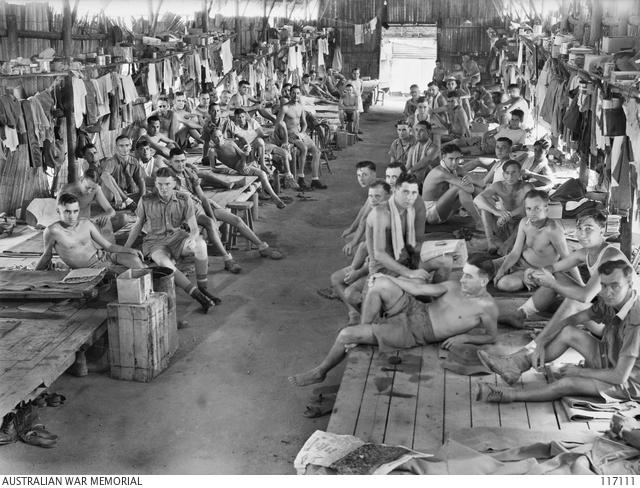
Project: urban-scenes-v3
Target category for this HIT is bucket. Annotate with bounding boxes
[152,267,178,355]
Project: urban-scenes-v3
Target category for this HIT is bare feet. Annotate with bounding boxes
[288,368,326,387]
[499,310,526,329]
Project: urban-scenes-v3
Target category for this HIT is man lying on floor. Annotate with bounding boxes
[490,189,578,292]
[289,257,498,387]
[35,193,145,271]
[477,260,640,404]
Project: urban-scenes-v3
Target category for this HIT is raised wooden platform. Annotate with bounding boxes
[327,340,608,454]
[0,300,108,415]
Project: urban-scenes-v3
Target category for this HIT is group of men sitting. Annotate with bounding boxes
[289,64,640,409]
[36,70,350,313]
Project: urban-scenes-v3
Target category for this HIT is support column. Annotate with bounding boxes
[62,0,77,184]
[589,0,602,47]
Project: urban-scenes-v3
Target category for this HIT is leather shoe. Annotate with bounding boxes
[0,413,17,445]
[20,430,57,448]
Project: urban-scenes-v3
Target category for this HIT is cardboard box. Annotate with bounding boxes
[602,36,636,54]
[584,54,613,73]
[420,239,468,269]
[116,269,153,304]
[610,71,640,84]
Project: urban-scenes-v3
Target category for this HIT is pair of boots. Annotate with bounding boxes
[1,402,58,448]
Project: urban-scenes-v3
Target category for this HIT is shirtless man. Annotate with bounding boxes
[405,121,440,184]
[461,54,481,87]
[340,161,378,255]
[496,83,533,130]
[491,189,576,292]
[421,144,481,227]
[229,80,274,122]
[61,168,118,242]
[331,181,392,325]
[477,260,640,404]
[388,121,415,165]
[289,257,498,386]
[500,210,634,330]
[403,84,421,120]
[136,140,166,179]
[474,160,534,253]
[140,115,177,160]
[124,167,220,313]
[193,92,211,126]
[339,84,359,133]
[219,90,232,121]
[172,91,204,146]
[276,85,327,191]
[35,193,144,271]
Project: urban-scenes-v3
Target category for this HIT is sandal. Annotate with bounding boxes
[20,430,56,448]
[32,423,58,440]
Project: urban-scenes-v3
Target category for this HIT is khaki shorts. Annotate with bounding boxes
[424,200,443,225]
[142,230,190,259]
[86,249,118,269]
[371,293,437,352]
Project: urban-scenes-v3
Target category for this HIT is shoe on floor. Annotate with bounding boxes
[297,177,309,191]
[285,174,301,191]
[224,259,242,274]
[276,200,286,209]
[310,179,327,190]
[476,350,522,385]
[475,382,512,403]
[199,286,222,305]
[191,288,214,313]
[259,247,284,260]
[0,413,17,445]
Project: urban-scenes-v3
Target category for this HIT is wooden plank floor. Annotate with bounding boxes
[327,341,596,452]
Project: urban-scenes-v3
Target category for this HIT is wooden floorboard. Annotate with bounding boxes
[353,349,395,444]
[326,346,374,436]
[412,345,445,452]
[521,370,560,431]
[383,348,422,447]
[443,370,471,441]
[470,373,501,428]
[496,375,530,429]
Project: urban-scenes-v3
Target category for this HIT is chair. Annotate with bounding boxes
[310,122,333,175]
[226,201,255,251]
[374,85,390,106]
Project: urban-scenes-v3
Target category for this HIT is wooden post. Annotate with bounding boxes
[621,205,633,260]
[203,0,209,32]
[589,0,602,46]
[62,0,76,184]
[6,14,18,59]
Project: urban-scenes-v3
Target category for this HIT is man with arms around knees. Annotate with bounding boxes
[405,120,440,185]
[290,257,498,386]
[36,193,145,271]
[403,84,421,120]
[140,115,177,160]
[501,210,634,331]
[492,189,578,292]
[477,260,640,404]
[421,144,481,228]
[341,161,378,255]
[124,167,220,313]
[474,160,533,253]
[102,135,146,202]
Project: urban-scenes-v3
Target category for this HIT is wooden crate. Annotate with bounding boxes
[107,293,172,382]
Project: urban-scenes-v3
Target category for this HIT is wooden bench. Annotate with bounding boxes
[0,299,108,415]
[327,331,606,453]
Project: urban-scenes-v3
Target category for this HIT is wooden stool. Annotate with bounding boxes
[226,200,255,251]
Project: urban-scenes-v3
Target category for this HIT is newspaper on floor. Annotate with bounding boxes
[61,267,105,284]
[561,396,640,420]
[294,430,431,475]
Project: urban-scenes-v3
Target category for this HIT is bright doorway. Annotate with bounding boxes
[379,25,437,95]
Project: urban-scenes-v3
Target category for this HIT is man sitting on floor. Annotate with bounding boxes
[385,162,406,190]
[477,260,640,404]
[421,144,481,228]
[102,135,146,203]
[405,121,440,184]
[496,83,533,130]
[403,84,421,120]
[35,193,145,271]
[520,138,554,189]
[136,140,166,178]
[289,257,498,386]
[388,121,415,166]
[406,96,431,127]
[500,210,633,330]
[341,161,378,255]
[474,160,534,253]
[448,110,527,156]
[331,180,392,325]
[171,91,204,146]
[124,167,220,313]
[491,189,577,292]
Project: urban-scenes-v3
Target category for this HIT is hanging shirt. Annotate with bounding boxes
[221,40,233,74]
[354,24,364,45]
[71,77,87,128]
[147,63,159,96]
[120,75,138,104]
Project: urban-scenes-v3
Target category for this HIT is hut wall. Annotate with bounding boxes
[318,0,505,78]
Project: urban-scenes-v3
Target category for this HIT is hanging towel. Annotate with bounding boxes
[163,58,172,92]
[288,46,298,72]
[83,79,98,125]
[2,127,19,151]
[194,51,202,83]
[147,63,159,96]
[354,24,364,45]
[221,39,233,74]
[71,77,87,128]
[388,198,415,260]
[120,75,138,104]
[317,38,328,67]
[202,58,213,83]
[369,17,378,31]
[332,45,343,72]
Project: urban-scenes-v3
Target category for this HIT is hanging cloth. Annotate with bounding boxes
[369,17,378,31]
[202,58,213,83]
[354,24,364,45]
[147,63,159,96]
[21,100,42,168]
[317,38,327,67]
[120,75,138,104]
[163,58,173,92]
[332,45,343,72]
[610,135,633,211]
[71,77,87,129]
[221,40,233,74]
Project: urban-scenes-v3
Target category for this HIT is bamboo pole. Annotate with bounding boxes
[6,14,18,59]
[589,0,602,46]
[62,0,76,184]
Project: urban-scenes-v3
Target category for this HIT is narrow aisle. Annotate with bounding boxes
[0,99,405,475]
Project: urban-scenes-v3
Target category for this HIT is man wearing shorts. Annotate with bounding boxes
[276,85,327,191]
[289,257,498,387]
[124,167,220,313]
[477,260,640,404]
[35,193,145,272]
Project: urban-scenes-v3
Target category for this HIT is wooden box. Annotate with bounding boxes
[602,36,636,54]
[117,269,152,304]
[335,130,348,149]
[107,293,172,382]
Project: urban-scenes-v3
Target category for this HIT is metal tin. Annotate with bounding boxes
[97,55,106,65]
[603,61,615,78]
